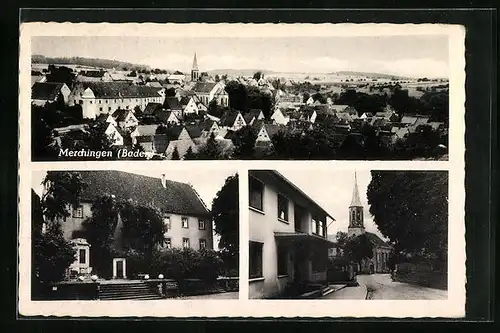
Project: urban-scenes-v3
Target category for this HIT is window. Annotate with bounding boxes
[164,216,171,231]
[108,107,111,111]
[182,217,189,228]
[73,206,83,218]
[164,238,172,249]
[249,241,263,279]
[99,100,102,104]
[277,193,289,221]
[311,218,318,235]
[182,238,190,248]
[79,249,86,264]
[199,239,207,249]
[277,245,288,276]
[106,100,108,104]
[249,176,264,211]
[90,101,93,104]
[198,219,206,230]
[99,107,103,112]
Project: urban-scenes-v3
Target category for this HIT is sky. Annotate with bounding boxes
[278,169,386,240]
[32,35,449,78]
[31,169,237,249]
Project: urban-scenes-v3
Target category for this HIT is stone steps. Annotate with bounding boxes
[99,282,163,300]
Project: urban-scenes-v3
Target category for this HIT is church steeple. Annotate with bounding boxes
[348,171,365,237]
[191,52,200,82]
[350,171,363,207]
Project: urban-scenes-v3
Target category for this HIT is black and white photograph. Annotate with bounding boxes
[30,169,239,300]
[29,27,449,161]
[248,169,448,300]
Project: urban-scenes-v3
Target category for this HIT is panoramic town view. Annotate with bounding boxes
[31,36,449,161]
[248,170,448,300]
[31,169,239,300]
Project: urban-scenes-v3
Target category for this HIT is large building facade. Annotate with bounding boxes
[248,170,335,299]
[54,170,213,279]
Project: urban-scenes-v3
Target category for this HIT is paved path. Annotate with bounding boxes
[357,274,447,300]
[322,284,367,300]
[175,291,239,300]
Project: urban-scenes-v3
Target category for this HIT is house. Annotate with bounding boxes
[248,170,335,299]
[164,97,184,120]
[130,124,158,145]
[31,82,71,106]
[31,74,47,87]
[254,123,283,150]
[329,104,350,113]
[163,126,198,159]
[271,108,290,125]
[243,114,256,126]
[220,110,247,131]
[190,81,229,107]
[56,170,212,278]
[96,113,118,127]
[306,96,314,105]
[75,70,112,83]
[104,123,125,146]
[300,108,317,123]
[68,82,164,119]
[347,173,392,274]
[112,109,139,130]
[180,96,200,115]
[167,74,186,84]
[200,120,220,138]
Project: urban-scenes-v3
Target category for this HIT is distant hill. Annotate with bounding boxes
[330,71,411,80]
[31,55,152,71]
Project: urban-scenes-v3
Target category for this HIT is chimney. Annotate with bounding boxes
[161,174,166,188]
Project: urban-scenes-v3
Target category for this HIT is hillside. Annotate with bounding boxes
[31,55,152,71]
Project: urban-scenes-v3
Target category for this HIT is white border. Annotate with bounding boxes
[18,22,466,318]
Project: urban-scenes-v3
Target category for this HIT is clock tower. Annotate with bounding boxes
[348,172,365,237]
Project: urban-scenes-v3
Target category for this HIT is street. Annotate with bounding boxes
[324,274,447,300]
[357,274,448,300]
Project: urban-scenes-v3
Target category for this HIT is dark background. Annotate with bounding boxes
[2,4,497,330]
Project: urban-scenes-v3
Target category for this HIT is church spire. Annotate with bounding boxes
[192,52,199,71]
[350,171,362,207]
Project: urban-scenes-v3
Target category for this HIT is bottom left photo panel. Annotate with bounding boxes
[30,168,239,301]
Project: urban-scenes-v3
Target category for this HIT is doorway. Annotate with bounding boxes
[113,258,127,279]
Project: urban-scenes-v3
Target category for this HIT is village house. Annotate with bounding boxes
[31,71,47,87]
[270,108,290,125]
[68,82,164,119]
[220,110,247,131]
[111,109,139,130]
[31,82,71,106]
[164,97,184,120]
[347,173,392,274]
[199,119,220,138]
[254,122,283,147]
[190,81,230,107]
[130,124,158,146]
[55,170,212,279]
[248,170,335,299]
[180,95,200,115]
[104,122,125,146]
[75,70,112,83]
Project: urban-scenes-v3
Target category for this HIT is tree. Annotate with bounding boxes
[215,74,220,82]
[171,146,180,160]
[367,171,448,261]
[120,201,165,257]
[81,195,120,277]
[195,133,223,159]
[212,173,239,274]
[41,171,87,223]
[232,126,257,159]
[335,231,349,249]
[253,71,263,81]
[183,146,196,160]
[344,234,374,263]
[46,65,76,88]
[31,106,60,161]
[32,172,86,286]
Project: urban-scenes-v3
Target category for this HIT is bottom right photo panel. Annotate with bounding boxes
[248,169,448,300]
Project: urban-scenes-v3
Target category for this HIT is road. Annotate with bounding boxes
[357,274,447,300]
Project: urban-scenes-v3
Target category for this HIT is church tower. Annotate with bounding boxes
[348,172,365,237]
[191,52,200,82]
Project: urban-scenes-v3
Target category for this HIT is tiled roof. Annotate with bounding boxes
[263,124,282,139]
[32,82,64,100]
[220,110,241,127]
[365,232,391,248]
[134,124,158,137]
[243,114,255,124]
[82,82,161,99]
[248,109,263,118]
[143,102,163,116]
[77,170,210,217]
[164,97,183,110]
[200,119,217,131]
[191,82,218,94]
[184,124,203,139]
[112,109,129,122]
